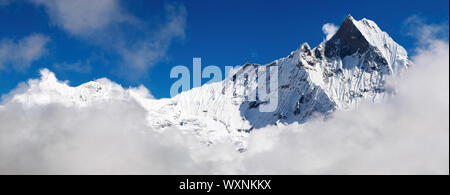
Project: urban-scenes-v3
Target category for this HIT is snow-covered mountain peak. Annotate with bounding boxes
[1,16,412,149]
[325,15,410,74]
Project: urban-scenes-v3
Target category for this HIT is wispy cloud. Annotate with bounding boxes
[322,23,338,41]
[404,15,449,46]
[0,34,50,71]
[30,0,131,36]
[30,0,187,76]
[117,2,187,72]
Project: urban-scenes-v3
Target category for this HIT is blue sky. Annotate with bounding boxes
[0,0,448,98]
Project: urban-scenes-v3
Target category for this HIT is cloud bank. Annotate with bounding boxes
[0,34,50,71]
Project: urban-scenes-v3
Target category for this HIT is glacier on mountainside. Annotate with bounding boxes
[1,15,411,149]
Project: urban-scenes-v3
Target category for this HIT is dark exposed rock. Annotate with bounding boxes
[300,42,312,56]
[325,15,371,59]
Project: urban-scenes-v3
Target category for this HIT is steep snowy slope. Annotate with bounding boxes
[1,16,411,149]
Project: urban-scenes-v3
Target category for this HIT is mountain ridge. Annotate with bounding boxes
[1,16,411,149]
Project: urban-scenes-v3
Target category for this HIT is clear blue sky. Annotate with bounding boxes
[0,0,448,98]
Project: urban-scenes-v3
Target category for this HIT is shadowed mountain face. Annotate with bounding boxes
[325,15,371,58]
[3,16,412,149]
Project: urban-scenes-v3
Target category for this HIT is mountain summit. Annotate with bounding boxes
[325,15,409,74]
[4,16,411,148]
[326,15,372,58]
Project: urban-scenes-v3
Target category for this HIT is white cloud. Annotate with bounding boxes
[322,23,338,41]
[404,15,449,46]
[0,101,220,174]
[30,0,187,75]
[0,34,50,71]
[30,0,129,36]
